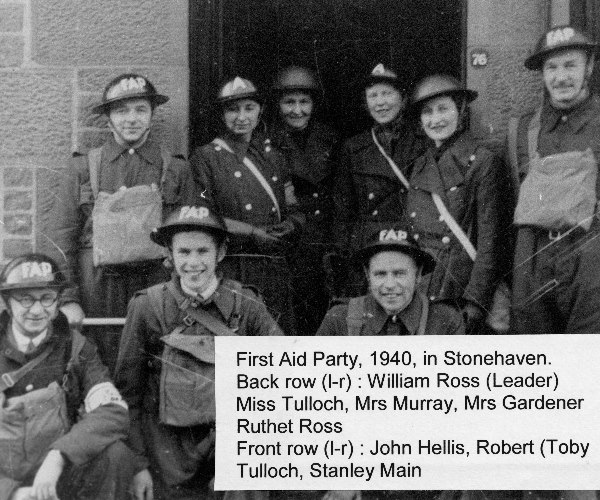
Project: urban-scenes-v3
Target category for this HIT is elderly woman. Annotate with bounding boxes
[333,64,426,296]
[190,76,303,335]
[406,74,514,333]
[269,66,341,334]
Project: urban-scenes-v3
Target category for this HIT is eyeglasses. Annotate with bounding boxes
[10,294,58,308]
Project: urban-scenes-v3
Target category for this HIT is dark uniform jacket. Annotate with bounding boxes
[514,95,600,193]
[406,132,514,310]
[270,121,340,246]
[37,135,198,304]
[113,277,282,471]
[190,131,304,254]
[333,122,425,253]
[316,293,464,336]
[0,311,129,496]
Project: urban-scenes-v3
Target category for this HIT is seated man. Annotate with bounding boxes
[318,226,464,337]
[317,228,464,500]
[114,205,281,500]
[0,254,133,500]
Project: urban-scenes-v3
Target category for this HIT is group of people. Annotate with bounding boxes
[1,22,599,500]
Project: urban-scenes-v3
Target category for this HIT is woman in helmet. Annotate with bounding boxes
[332,64,426,296]
[406,74,514,333]
[269,66,341,334]
[189,77,303,335]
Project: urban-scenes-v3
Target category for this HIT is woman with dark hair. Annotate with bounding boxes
[269,66,341,334]
[406,74,514,333]
[189,76,303,334]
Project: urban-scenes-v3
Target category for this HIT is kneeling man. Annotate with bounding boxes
[0,254,133,500]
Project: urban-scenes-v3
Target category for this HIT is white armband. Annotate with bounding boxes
[84,382,128,412]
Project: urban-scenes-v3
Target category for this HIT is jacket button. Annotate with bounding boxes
[234,171,242,178]
[313,192,318,198]
[128,148,135,155]
[372,210,378,216]
[245,204,252,210]
[265,146,272,153]
[410,212,416,218]
[469,154,476,162]
[25,384,33,392]
[450,186,457,192]
[439,215,444,222]
[430,295,436,301]
[413,233,419,240]
[368,192,374,199]
[272,176,278,182]
[442,236,450,244]
[315,210,321,215]
[272,206,277,212]
[215,146,222,151]
[400,188,405,193]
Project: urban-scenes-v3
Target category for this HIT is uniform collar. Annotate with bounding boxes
[10,323,49,352]
[363,293,423,335]
[180,276,220,302]
[103,134,163,165]
[173,276,237,322]
[541,94,599,134]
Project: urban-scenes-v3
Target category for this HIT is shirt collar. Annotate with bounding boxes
[102,133,163,165]
[10,322,49,352]
[541,94,597,134]
[180,275,220,302]
[364,293,423,335]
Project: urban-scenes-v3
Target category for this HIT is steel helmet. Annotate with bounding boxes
[151,205,229,247]
[273,66,319,93]
[354,226,435,275]
[0,254,67,292]
[411,74,478,110]
[525,25,597,70]
[364,63,404,92]
[92,73,169,114]
[216,77,262,104]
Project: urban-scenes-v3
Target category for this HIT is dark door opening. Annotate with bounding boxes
[189,0,465,151]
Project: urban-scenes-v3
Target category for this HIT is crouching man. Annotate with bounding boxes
[0,254,133,500]
[114,205,282,500]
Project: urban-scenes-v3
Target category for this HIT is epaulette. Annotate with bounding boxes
[330,296,351,307]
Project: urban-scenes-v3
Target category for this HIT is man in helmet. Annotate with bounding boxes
[269,66,341,334]
[332,64,427,296]
[509,24,600,500]
[0,254,134,500]
[317,226,464,337]
[510,25,600,336]
[38,73,198,369]
[114,205,281,500]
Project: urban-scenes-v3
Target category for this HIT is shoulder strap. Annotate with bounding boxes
[87,147,103,199]
[212,138,282,221]
[527,107,542,161]
[158,146,171,189]
[431,192,477,261]
[507,116,521,191]
[0,344,54,392]
[346,297,365,336]
[416,294,429,336]
[62,329,87,387]
[370,128,410,189]
[146,284,170,334]
[165,280,238,337]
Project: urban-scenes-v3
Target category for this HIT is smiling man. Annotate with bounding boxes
[39,73,197,369]
[114,205,281,500]
[510,26,600,338]
[316,226,463,337]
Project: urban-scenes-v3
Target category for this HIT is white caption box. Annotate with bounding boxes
[215,335,600,490]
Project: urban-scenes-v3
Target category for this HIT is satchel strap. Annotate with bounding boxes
[87,145,171,199]
[527,107,542,161]
[431,192,477,261]
[507,116,521,194]
[212,138,281,221]
[371,128,410,190]
[0,344,53,393]
[346,297,365,336]
[416,293,429,336]
[165,280,240,336]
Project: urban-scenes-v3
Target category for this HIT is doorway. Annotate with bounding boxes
[189,0,466,150]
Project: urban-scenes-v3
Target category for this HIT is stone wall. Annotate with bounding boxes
[0,0,188,259]
[467,0,548,145]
